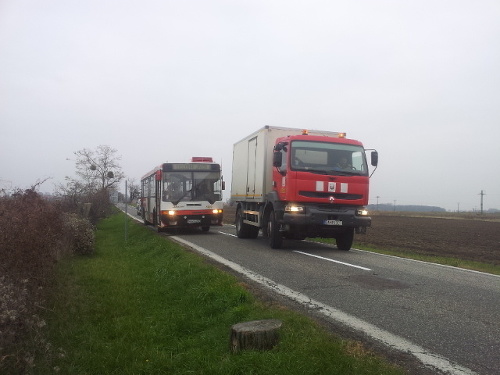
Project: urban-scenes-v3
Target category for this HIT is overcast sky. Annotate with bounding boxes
[1,0,499,211]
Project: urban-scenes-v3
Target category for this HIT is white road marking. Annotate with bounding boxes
[170,236,477,375]
[293,250,372,271]
[218,231,237,237]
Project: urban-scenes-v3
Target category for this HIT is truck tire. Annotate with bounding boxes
[268,210,283,249]
[336,228,354,251]
[236,207,259,238]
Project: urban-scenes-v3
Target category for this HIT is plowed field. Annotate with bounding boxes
[355,213,500,265]
[224,207,500,265]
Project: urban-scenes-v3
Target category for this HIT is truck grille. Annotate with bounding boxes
[299,191,362,200]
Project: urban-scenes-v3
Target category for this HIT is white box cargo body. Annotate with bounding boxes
[231,126,342,203]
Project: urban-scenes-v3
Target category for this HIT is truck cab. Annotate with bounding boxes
[267,132,378,248]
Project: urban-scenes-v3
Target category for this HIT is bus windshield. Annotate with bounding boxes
[290,140,368,176]
[162,171,222,204]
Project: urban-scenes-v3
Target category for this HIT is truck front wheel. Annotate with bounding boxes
[268,210,283,249]
[336,228,354,251]
[236,207,259,238]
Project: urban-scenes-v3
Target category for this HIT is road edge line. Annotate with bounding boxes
[171,235,477,375]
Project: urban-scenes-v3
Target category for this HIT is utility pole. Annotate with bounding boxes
[479,190,485,214]
[376,196,380,211]
[124,180,128,241]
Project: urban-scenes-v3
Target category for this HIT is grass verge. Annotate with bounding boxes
[34,213,404,374]
[311,238,500,275]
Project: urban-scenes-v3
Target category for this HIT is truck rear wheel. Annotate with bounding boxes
[268,210,283,249]
[236,207,259,238]
[336,228,354,251]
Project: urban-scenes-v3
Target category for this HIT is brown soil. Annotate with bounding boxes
[356,212,500,265]
[224,206,500,265]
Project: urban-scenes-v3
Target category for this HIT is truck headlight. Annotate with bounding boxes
[285,204,304,213]
[356,208,369,216]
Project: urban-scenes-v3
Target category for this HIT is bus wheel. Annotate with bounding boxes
[268,210,283,249]
[336,228,354,250]
[201,226,210,232]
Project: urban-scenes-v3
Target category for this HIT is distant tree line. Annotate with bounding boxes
[369,203,499,213]
[368,204,446,212]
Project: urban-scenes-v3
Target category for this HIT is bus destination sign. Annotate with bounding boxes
[163,163,220,172]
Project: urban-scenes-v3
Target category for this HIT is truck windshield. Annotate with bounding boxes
[162,171,222,204]
[290,140,368,176]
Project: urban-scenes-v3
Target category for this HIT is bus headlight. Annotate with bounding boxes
[212,209,223,214]
[168,210,176,216]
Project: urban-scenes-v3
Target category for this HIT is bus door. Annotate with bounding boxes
[153,170,161,224]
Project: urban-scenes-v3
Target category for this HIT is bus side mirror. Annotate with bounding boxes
[273,152,282,167]
[371,151,378,167]
[222,181,226,190]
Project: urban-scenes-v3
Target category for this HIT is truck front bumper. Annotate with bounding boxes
[281,204,371,238]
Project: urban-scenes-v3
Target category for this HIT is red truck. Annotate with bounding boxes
[231,126,378,250]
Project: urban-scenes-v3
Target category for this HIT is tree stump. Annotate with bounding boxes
[230,319,282,353]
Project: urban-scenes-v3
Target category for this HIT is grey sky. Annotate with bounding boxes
[1,0,499,211]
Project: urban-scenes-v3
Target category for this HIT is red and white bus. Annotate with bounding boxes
[140,157,224,231]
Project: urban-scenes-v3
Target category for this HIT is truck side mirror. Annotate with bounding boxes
[371,151,378,167]
[273,152,282,167]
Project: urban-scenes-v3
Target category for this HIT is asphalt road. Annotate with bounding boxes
[122,206,499,375]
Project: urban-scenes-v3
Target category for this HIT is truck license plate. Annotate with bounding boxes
[324,220,342,226]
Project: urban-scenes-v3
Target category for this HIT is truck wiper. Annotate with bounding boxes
[307,169,345,176]
[294,168,331,175]
[310,170,333,175]
[295,167,360,176]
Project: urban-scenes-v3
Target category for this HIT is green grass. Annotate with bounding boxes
[34,213,404,374]
[311,238,500,275]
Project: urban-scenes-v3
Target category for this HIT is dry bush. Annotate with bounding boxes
[55,188,113,225]
[63,213,95,255]
[0,276,47,372]
[86,189,114,224]
[0,189,95,373]
[0,189,65,282]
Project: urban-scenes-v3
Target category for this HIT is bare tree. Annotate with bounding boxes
[74,145,124,192]
[58,145,124,221]
[127,178,140,201]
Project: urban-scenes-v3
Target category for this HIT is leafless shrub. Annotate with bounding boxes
[63,213,95,255]
[0,189,64,282]
[54,183,113,225]
[0,276,47,373]
[0,188,95,373]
